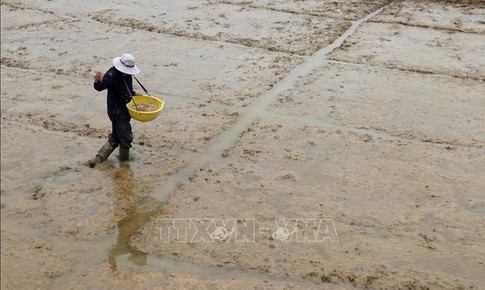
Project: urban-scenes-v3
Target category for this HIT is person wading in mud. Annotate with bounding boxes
[88,53,141,167]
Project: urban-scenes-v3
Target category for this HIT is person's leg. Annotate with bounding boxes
[119,147,130,161]
[108,121,120,148]
[115,115,133,161]
[87,122,119,168]
[87,141,117,167]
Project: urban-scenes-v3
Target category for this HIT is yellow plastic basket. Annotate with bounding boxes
[126,95,164,122]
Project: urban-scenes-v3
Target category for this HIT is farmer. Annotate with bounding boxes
[88,53,141,167]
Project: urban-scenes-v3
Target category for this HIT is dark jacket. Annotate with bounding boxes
[94,66,135,120]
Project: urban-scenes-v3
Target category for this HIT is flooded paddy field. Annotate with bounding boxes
[1,0,484,289]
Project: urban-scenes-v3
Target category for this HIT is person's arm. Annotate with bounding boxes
[93,72,105,91]
[93,70,114,92]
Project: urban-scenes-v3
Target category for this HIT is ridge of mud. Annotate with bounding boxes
[1,57,31,70]
[4,109,239,152]
[90,12,335,56]
[329,57,485,82]
[401,0,485,8]
[91,13,300,55]
[210,0,393,20]
[365,125,485,149]
[370,19,485,34]
[14,19,64,30]
[1,55,94,79]
[1,1,56,15]
[211,0,352,20]
[7,113,108,139]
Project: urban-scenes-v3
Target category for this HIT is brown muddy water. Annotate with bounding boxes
[1,0,485,289]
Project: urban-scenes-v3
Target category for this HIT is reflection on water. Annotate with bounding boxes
[103,163,164,271]
[107,209,150,271]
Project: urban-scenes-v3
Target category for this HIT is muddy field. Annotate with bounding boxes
[1,0,484,289]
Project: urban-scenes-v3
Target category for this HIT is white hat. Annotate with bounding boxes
[113,53,140,75]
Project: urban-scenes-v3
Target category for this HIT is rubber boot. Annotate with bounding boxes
[88,141,116,168]
[119,147,130,162]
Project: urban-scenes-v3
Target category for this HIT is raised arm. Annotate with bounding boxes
[93,70,115,92]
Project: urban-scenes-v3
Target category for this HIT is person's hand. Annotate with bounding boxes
[94,72,103,82]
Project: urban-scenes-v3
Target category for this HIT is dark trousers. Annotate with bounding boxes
[108,109,133,148]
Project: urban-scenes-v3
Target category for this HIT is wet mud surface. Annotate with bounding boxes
[1,0,484,289]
